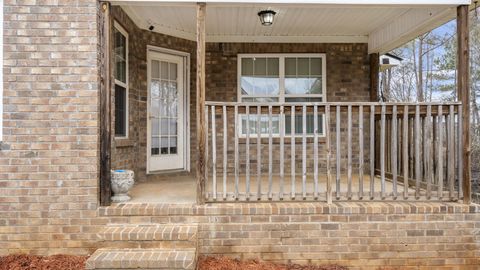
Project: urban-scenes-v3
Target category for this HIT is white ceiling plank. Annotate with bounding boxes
[368,6,455,53]
[206,35,368,43]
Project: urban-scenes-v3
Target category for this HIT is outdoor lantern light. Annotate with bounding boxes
[258,10,276,26]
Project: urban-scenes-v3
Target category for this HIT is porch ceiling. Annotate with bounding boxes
[112,0,471,53]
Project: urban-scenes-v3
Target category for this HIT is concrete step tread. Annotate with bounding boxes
[99,224,197,242]
[85,248,196,269]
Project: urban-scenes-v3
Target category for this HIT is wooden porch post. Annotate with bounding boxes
[370,53,379,101]
[196,2,206,204]
[99,2,112,206]
[370,53,380,175]
[457,5,471,204]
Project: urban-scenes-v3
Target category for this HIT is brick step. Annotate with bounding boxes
[85,248,196,270]
[98,224,197,249]
[99,203,197,217]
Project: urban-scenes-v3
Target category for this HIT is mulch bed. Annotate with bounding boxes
[0,254,87,270]
[197,256,348,270]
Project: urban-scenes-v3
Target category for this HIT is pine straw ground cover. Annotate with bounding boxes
[0,254,87,270]
[197,256,348,270]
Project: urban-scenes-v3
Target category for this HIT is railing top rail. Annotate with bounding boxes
[205,101,462,106]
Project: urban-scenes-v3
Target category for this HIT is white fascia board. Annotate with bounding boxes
[368,6,456,54]
[110,0,471,6]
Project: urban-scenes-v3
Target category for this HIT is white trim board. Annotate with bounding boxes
[111,1,470,6]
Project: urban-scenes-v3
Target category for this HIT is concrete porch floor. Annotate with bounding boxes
[126,174,419,203]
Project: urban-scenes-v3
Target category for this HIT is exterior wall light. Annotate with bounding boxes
[258,10,276,26]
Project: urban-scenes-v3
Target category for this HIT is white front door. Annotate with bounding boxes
[147,51,185,172]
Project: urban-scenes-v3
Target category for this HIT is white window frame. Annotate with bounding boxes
[237,53,327,103]
[113,21,129,139]
[237,53,327,138]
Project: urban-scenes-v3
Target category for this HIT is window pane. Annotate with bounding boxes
[115,84,127,137]
[160,118,169,135]
[297,58,309,76]
[114,28,127,84]
[285,97,323,102]
[241,58,254,76]
[285,58,296,76]
[151,137,159,155]
[241,97,279,103]
[169,63,177,80]
[170,137,177,154]
[311,58,322,76]
[152,118,159,136]
[285,114,323,135]
[160,137,169,154]
[241,114,280,135]
[267,58,279,76]
[160,61,169,80]
[254,58,267,76]
[151,60,159,79]
[241,77,279,96]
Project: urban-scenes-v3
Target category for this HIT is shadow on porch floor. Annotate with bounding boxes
[125,174,419,203]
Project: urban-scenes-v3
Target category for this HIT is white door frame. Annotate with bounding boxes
[146,45,190,174]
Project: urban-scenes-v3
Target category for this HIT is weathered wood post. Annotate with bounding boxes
[99,1,112,206]
[370,53,379,102]
[457,5,471,204]
[196,2,207,204]
[370,53,380,183]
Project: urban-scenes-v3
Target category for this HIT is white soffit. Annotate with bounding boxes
[117,1,469,50]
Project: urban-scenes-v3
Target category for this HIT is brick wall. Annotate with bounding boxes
[99,202,480,269]
[1,0,99,254]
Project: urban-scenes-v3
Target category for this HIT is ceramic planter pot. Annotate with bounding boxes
[110,170,134,202]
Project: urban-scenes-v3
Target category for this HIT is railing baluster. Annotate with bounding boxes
[347,105,352,199]
[211,105,216,200]
[268,105,273,200]
[222,105,227,200]
[302,105,307,199]
[358,105,364,199]
[415,104,421,199]
[256,105,261,200]
[326,105,332,204]
[437,105,443,199]
[370,105,375,199]
[392,105,397,199]
[458,105,463,200]
[313,104,319,199]
[279,105,285,200]
[425,105,432,199]
[336,105,341,199]
[448,105,454,200]
[403,105,409,199]
[380,104,386,199]
[291,105,296,199]
[205,105,209,199]
[234,105,239,200]
[245,105,250,200]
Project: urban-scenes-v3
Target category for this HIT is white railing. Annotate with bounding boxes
[204,101,463,202]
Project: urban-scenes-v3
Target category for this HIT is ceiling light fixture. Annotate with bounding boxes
[258,10,276,26]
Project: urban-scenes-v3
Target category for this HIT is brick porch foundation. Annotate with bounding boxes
[95,202,480,270]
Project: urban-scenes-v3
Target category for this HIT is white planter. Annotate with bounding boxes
[110,170,134,202]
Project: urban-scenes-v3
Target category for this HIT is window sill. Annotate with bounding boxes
[115,138,134,148]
